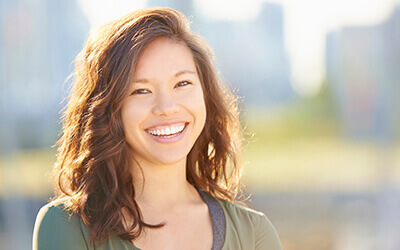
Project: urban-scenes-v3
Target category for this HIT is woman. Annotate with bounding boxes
[33,7,282,250]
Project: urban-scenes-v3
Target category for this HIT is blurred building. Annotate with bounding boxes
[197,2,295,106]
[148,0,195,17]
[0,0,89,152]
[326,7,400,141]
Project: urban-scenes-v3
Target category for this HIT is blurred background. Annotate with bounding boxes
[1,0,399,249]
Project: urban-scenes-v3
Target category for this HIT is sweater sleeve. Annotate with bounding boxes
[32,203,88,250]
[255,213,283,250]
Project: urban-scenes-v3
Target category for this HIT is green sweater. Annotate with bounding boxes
[33,195,282,250]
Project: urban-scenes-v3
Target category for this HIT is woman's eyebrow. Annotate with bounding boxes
[174,69,196,77]
[132,78,149,84]
[132,69,196,84]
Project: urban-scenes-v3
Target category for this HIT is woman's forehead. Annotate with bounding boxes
[133,37,198,81]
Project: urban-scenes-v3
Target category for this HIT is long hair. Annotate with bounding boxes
[53,7,246,245]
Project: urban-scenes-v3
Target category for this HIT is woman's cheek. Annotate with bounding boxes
[183,87,207,125]
[122,99,151,129]
[127,98,153,114]
[181,86,206,108]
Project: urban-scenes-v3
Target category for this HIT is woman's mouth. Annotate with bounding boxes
[146,122,188,142]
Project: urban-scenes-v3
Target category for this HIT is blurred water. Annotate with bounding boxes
[249,190,400,250]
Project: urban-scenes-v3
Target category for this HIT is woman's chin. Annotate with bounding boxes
[151,154,188,167]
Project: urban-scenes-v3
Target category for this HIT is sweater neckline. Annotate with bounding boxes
[130,187,226,250]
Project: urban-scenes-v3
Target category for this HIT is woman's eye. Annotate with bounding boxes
[131,89,150,95]
[175,81,192,88]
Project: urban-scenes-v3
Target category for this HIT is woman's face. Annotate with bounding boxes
[121,37,206,167]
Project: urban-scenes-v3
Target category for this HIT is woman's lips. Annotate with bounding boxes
[146,122,186,135]
[145,122,188,144]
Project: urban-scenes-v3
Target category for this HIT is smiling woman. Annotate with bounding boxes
[32,7,282,250]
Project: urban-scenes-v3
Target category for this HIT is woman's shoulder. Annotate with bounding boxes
[216,197,267,222]
[216,198,283,250]
[33,197,89,250]
[34,197,81,228]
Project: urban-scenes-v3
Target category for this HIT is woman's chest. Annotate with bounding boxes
[132,206,214,250]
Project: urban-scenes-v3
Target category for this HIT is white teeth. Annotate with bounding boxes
[171,126,177,134]
[148,124,186,136]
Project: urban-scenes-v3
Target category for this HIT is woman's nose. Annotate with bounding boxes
[152,91,180,117]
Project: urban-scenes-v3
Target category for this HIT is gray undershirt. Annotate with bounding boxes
[196,187,226,250]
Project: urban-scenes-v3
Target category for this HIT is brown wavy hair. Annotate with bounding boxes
[53,7,246,245]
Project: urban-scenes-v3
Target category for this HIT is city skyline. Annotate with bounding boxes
[78,0,400,97]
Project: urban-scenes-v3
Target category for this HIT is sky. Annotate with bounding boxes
[78,0,400,97]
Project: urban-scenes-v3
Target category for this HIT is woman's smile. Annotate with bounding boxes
[145,122,189,143]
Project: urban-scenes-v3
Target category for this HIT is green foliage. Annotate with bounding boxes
[244,80,340,145]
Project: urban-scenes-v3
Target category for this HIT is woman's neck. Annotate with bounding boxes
[130,158,200,213]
